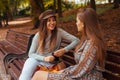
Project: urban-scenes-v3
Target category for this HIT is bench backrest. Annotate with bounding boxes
[103,50,120,80]
[6,29,34,53]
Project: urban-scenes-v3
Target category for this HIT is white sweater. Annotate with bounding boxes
[28,28,80,61]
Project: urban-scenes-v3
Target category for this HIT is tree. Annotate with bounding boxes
[108,0,112,3]
[0,14,2,27]
[30,0,44,29]
[0,0,5,27]
[53,0,57,12]
[90,0,96,11]
[113,0,119,8]
[57,0,62,17]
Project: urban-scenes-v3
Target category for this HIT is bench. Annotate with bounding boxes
[0,30,34,80]
[2,30,120,80]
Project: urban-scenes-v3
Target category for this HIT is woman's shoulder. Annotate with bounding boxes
[58,28,63,31]
[34,32,40,38]
[35,32,39,35]
[57,28,66,33]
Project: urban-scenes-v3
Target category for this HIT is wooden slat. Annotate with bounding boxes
[105,61,120,74]
[103,72,120,80]
[107,53,120,64]
[14,41,27,51]
[64,51,74,57]
[13,60,24,70]
[9,63,20,78]
[63,60,75,67]
[6,31,16,43]
[0,50,4,59]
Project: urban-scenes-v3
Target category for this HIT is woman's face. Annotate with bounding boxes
[76,16,84,32]
[47,16,56,31]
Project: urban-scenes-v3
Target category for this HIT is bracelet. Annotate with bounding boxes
[52,53,59,61]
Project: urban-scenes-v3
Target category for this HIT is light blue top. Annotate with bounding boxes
[28,28,80,61]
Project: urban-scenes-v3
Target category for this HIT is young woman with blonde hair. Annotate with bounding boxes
[32,8,106,80]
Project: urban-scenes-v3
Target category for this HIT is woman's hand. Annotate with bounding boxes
[54,48,65,57]
[44,56,55,62]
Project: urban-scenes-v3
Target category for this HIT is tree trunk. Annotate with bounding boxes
[29,0,44,29]
[54,0,56,12]
[0,16,2,28]
[3,6,12,27]
[113,0,119,9]
[90,0,96,11]
[57,0,62,17]
[108,0,112,3]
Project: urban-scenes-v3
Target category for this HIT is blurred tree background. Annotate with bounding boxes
[0,0,120,28]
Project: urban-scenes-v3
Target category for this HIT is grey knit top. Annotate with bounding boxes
[28,28,80,61]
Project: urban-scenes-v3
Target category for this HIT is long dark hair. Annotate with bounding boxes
[76,8,106,68]
[38,9,57,52]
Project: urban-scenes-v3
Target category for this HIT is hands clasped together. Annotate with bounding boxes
[44,48,65,62]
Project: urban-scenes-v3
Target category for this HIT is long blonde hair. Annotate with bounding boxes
[38,9,57,52]
[76,8,106,68]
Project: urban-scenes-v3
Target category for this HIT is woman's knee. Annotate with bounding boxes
[21,58,39,75]
[32,71,41,80]
[32,71,48,80]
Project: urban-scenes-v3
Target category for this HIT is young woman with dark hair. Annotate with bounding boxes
[19,9,79,80]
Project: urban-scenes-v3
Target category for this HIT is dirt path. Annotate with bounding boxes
[0,17,38,41]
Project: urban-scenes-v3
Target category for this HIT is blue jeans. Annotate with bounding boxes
[19,58,40,80]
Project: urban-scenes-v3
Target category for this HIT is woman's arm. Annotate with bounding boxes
[60,28,80,52]
[28,32,45,61]
[62,42,97,78]
[53,28,80,57]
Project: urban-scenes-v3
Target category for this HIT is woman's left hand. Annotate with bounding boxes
[53,48,65,57]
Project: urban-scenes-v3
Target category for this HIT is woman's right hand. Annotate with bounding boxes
[44,56,55,62]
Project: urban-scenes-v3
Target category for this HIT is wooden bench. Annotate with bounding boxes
[2,30,120,80]
[0,30,34,80]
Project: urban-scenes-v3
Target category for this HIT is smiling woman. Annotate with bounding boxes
[19,9,80,80]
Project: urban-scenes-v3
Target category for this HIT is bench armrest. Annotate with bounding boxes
[3,53,28,73]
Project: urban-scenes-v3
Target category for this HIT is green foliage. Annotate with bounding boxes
[59,14,76,22]
[43,0,82,11]
[62,1,84,11]
[0,1,5,12]
[18,6,30,16]
[59,3,114,23]
[44,0,54,9]
[96,4,113,15]
[62,1,74,10]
